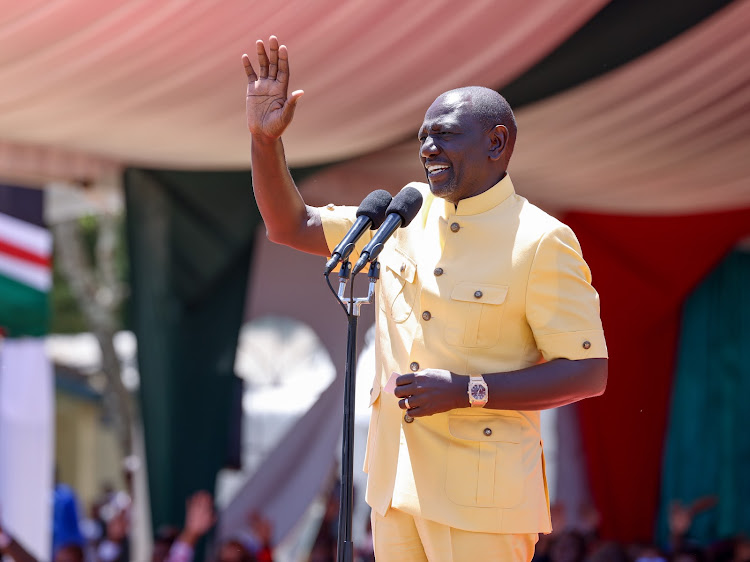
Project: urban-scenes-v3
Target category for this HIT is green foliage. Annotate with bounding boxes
[49,214,130,334]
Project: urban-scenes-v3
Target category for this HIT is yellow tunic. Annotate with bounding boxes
[320,175,607,534]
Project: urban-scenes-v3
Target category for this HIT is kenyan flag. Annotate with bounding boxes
[0,184,51,336]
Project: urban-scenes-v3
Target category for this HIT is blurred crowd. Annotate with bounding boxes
[2,480,750,562]
[532,498,750,562]
[0,482,273,562]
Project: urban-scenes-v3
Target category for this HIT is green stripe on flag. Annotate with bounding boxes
[0,274,49,337]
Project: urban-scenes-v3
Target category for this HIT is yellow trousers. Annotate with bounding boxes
[372,508,538,562]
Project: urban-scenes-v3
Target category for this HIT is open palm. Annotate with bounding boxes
[243,36,303,140]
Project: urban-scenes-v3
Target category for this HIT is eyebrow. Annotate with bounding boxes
[418,120,460,137]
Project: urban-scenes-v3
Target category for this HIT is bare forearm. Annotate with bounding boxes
[482,358,608,411]
[251,136,326,254]
[396,358,607,417]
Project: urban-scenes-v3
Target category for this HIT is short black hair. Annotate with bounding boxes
[443,86,517,162]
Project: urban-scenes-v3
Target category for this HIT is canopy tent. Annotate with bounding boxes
[1,0,749,547]
[0,0,608,175]
[1,0,745,210]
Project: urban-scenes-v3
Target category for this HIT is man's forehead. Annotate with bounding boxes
[440,91,469,107]
[421,92,472,129]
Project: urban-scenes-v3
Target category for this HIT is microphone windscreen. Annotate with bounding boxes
[386,187,423,227]
[355,190,393,229]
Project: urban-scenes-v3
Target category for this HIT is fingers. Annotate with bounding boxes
[253,37,285,80]
[394,384,412,399]
[399,396,428,418]
[281,89,304,124]
[256,39,269,79]
[242,54,258,82]
[399,397,417,411]
[396,373,415,386]
[394,373,414,398]
[289,89,304,103]
[268,35,279,80]
[277,44,291,84]
[249,36,293,90]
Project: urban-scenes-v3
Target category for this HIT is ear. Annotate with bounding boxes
[488,125,508,161]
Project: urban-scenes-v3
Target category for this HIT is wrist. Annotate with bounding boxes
[251,133,280,147]
[451,373,469,409]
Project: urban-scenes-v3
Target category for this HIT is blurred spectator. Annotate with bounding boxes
[632,544,667,562]
[672,546,707,562]
[152,526,181,562]
[246,511,273,562]
[734,536,750,562]
[216,539,255,562]
[52,482,85,558]
[0,520,37,562]
[533,503,586,562]
[215,510,274,562]
[668,496,718,555]
[586,541,628,562]
[163,490,216,562]
[549,530,586,562]
[309,486,340,561]
[53,543,84,562]
[96,503,130,562]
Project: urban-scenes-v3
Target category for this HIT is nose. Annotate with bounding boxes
[420,135,439,158]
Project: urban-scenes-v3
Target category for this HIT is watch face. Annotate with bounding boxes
[470,383,487,401]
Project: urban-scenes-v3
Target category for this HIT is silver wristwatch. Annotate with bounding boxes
[468,375,488,407]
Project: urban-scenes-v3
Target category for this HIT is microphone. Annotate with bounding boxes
[352,187,423,275]
[324,189,393,274]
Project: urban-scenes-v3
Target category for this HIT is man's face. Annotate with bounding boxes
[418,92,493,204]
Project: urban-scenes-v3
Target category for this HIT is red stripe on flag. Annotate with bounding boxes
[0,239,51,267]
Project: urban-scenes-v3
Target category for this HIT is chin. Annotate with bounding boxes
[428,180,457,202]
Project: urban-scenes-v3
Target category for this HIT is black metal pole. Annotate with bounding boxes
[336,308,357,562]
[331,261,378,562]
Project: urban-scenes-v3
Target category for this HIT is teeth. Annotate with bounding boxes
[427,164,449,174]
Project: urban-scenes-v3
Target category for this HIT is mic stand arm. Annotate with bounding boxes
[337,261,379,315]
[335,260,380,562]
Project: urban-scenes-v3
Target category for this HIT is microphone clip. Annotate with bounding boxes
[335,260,380,316]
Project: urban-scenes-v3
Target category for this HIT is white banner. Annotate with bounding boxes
[0,338,54,561]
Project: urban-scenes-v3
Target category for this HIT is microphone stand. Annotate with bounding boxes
[333,260,380,562]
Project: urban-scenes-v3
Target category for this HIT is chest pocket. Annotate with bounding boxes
[445,283,508,348]
[378,248,418,323]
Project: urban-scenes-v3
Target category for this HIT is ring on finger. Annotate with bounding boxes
[405,397,411,410]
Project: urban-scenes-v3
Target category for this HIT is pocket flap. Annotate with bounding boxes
[385,247,417,283]
[448,415,521,443]
[450,283,508,304]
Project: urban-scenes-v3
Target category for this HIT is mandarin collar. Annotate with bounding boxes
[443,174,515,217]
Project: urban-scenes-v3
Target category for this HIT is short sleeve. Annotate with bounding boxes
[526,224,608,361]
[318,203,374,263]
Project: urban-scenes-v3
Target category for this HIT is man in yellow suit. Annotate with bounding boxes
[243,36,608,562]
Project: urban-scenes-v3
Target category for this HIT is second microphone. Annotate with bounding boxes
[352,187,423,275]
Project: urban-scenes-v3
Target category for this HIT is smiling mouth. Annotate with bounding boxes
[426,163,450,177]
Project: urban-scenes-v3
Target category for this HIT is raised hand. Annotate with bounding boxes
[182,490,216,544]
[247,510,273,544]
[243,36,304,141]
